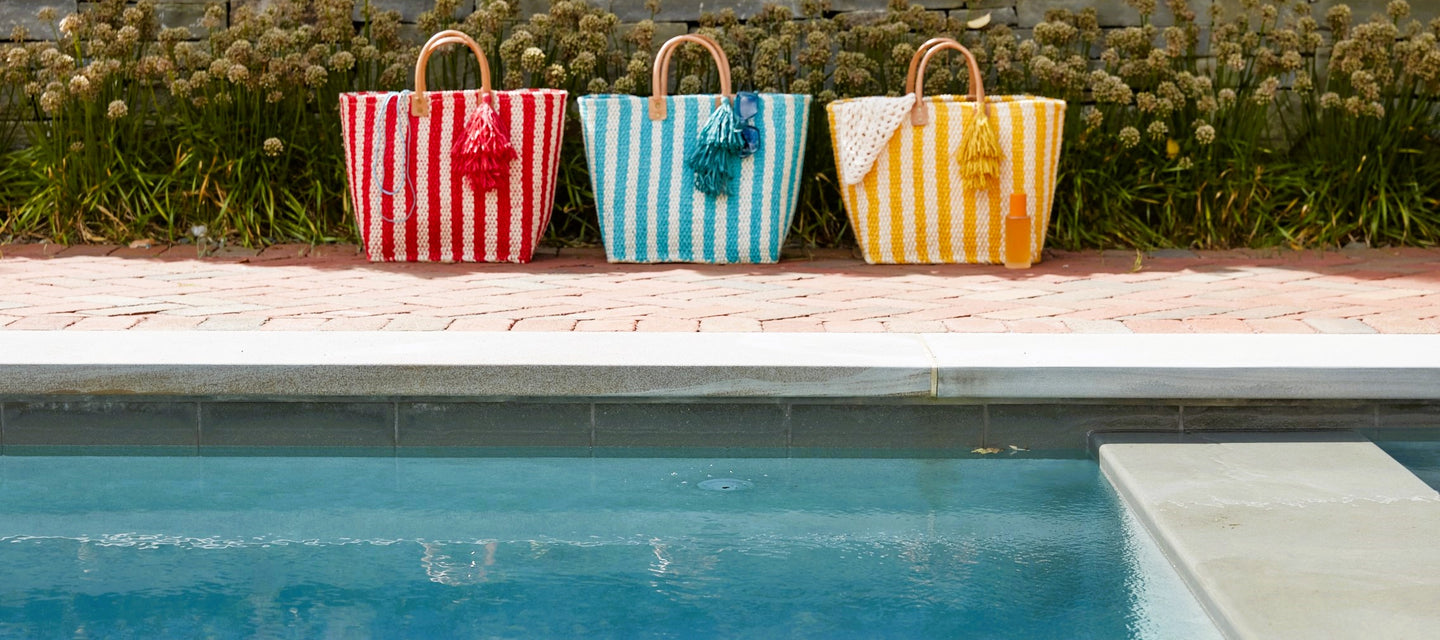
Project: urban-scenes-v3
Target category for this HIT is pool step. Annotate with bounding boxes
[1096,432,1440,640]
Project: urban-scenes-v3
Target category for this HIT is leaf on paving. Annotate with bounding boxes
[129,239,158,249]
[971,447,1003,455]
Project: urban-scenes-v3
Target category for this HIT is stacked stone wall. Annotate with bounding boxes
[8,1,1379,44]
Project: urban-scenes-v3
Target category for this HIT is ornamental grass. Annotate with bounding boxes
[0,0,1436,250]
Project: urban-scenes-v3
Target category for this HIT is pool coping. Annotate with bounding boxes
[6,331,1440,400]
[5,331,1438,455]
[1096,431,1440,640]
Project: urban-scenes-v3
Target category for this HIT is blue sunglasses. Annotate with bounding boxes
[734,92,760,158]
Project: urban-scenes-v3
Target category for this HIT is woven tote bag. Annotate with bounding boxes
[827,38,1065,267]
[339,30,567,262]
[577,34,812,264]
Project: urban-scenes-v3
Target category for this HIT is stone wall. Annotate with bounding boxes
[2,2,209,39]
[11,1,1385,42]
[1,0,1402,73]
[0,0,1410,73]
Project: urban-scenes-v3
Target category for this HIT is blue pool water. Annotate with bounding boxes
[1376,440,1440,491]
[0,457,1218,639]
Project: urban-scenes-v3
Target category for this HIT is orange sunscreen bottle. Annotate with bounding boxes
[1004,192,1031,269]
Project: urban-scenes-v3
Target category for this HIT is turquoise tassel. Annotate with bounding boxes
[685,99,746,196]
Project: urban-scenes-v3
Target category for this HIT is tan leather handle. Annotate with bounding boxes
[908,37,986,126]
[904,38,955,95]
[649,33,732,121]
[411,29,493,117]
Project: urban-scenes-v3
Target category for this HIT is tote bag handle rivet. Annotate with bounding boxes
[907,37,986,127]
[410,29,494,117]
[648,33,732,121]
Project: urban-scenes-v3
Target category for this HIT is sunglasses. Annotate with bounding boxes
[734,91,761,158]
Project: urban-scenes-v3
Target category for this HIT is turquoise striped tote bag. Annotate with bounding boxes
[577,34,812,264]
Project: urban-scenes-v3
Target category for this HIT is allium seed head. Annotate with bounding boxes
[1118,126,1141,148]
[227,63,249,84]
[1194,124,1215,145]
[1146,120,1168,140]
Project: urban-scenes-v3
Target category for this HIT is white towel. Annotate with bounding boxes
[828,94,916,185]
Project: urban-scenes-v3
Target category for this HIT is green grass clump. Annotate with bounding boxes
[0,0,1436,251]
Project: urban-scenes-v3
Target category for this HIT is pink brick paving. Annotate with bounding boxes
[1,243,1439,333]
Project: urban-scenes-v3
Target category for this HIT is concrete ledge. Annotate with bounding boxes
[0,332,935,398]
[1096,432,1440,640]
[925,334,1440,400]
[3,332,1439,400]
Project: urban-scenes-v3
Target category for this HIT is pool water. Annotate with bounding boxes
[1376,439,1440,491]
[0,457,1218,639]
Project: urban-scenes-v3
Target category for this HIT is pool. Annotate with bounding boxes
[1374,437,1440,492]
[0,456,1218,639]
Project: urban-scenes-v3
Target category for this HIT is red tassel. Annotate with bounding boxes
[451,100,516,191]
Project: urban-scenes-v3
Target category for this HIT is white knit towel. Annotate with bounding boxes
[829,95,916,185]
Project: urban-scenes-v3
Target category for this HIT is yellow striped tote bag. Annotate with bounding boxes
[827,38,1065,267]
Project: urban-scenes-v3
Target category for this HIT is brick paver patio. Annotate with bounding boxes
[2,243,1439,333]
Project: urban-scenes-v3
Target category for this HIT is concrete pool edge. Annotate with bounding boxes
[1095,432,1440,640]
[4,331,1440,400]
[5,331,1437,455]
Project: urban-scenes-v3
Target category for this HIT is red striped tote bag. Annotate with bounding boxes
[340,30,567,262]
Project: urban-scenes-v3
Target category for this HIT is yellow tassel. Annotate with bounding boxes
[957,104,1001,189]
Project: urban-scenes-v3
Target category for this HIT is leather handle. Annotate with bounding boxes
[411,29,493,117]
[904,38,956,95]
[908,37,986,126]
[649,33,731,121]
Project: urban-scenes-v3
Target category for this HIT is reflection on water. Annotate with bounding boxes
[421,541,498,586]
[0,456,1220,639]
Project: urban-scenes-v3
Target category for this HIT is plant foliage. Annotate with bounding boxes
[0,0,1436,250]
